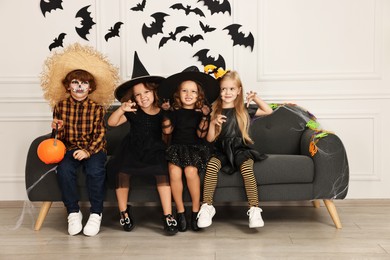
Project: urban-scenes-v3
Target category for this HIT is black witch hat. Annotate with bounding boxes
[158,66,219,105]
[114,52,165,101]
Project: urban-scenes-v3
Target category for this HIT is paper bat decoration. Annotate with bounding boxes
[75,5,96,41]
[40,0,63,17]
[105,22,123,41]
[142,12,169,42]
[193,49,226,69]
[170,4,205,17]
[48,33,66,51]
[130,0,146,11]
[159,26,188,48]
[199,21,216,33]
[223,24,254,51]
[197,0,231,15]
[180,34,204,46]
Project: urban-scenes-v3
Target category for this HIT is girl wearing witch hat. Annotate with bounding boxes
[158,66,219,232]
[106,52,178,235]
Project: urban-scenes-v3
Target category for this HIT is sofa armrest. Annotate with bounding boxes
[25,134,62,201]
[300,129,349,199]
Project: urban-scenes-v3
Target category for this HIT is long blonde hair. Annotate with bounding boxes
[211,70,253,144]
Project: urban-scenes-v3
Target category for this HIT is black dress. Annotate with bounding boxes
[165,108,211,174]
[107,109,168,188]
[213,107,267,175]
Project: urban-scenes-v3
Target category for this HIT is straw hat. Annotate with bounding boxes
[114,51,165,102]
[158,66,220,105]
[40,43,120,108]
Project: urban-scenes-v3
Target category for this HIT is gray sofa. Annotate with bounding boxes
[25,104,349,230]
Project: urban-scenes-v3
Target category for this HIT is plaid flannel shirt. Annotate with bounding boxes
[53,97,106,156]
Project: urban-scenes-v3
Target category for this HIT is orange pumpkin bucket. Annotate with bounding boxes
[37,123,66,164]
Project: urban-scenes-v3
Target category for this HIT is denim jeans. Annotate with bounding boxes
[56,150,106,214]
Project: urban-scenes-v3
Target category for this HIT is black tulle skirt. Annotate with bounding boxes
[166,143,211,174]
[106,133,169,189]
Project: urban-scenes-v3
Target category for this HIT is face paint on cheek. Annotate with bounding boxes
[69,85,90,94]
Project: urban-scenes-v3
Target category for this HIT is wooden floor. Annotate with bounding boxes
[0,200,390,259]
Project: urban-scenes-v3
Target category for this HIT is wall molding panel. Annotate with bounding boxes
[0,114,51,122]
[0,77,39,84]
[0,96,46,104]
[0,176,24,183]
[316,110,381,183]
[267,93,390,102]
[257,0,383,82]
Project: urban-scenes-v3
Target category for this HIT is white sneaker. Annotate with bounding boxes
[83,213,102,237]
[247,207,264,228]
[67,211,83,236]
[197,203,216,228]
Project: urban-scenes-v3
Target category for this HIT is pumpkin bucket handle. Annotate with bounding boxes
[51,123,58,146]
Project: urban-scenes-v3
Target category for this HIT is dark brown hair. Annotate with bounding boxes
[62,69,97,93]
[121,82,159,107]
[172,80,205,110]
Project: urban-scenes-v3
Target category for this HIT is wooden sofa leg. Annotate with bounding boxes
[34,201,52,231]
[312,200,320,208]
[323,199,342,229]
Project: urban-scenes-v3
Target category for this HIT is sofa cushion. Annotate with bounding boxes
[249,106,308,155]
[217,154,314,187]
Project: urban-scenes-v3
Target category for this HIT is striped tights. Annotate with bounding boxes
[202,157,259,207]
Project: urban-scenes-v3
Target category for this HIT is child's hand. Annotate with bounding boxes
[161,99,170,111]
[73,150,89,161]
[246,91,258,107]
[51,119,63,130]
[121,100,137,113]
[212,114,227,126]
[201,105,211,116]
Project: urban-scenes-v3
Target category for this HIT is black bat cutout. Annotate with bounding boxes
[193,49,226,69]
[49,33,66,51]
[180,34,204,46]
[105,22,123,42]
[75,5,96,41]
[142,12,169,42]
[197,0,231,15]
[159,26,188,49]
[199,21,216,33]
[170,4,205,17]
[223,24,254,51]
[130,0,146,11]
[40,0,63,17]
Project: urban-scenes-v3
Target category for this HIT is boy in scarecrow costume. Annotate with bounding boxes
[40,43,119,236]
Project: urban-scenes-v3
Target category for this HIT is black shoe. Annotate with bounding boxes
[177,212,187,232]
[191,211,201,231]
[120,205,135,232]
[163,214,178,236]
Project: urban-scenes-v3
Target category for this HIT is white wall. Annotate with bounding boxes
[0,0,389,200]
